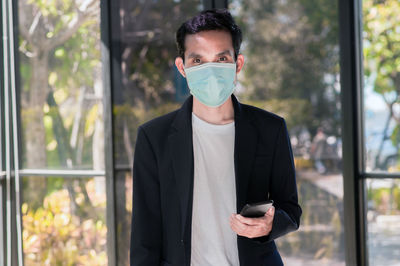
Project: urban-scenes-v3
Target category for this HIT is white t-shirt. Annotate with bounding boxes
[190,112,240,266]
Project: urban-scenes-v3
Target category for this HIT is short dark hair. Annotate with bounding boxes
[175,9,242,62]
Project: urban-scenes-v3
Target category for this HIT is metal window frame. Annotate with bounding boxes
[0,174,4,266]
[0,2,5,264]
[18,169,106,177]
[203,0,228,9]
[339,0,370,265]
[2,0,21,264]
[101,0,117,265]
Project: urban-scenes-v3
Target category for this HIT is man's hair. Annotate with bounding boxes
[175,9,242,62]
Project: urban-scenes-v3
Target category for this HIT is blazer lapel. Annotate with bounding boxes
[167,96,194,239]
[232,95,258,212]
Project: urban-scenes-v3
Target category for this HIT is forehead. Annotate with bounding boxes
[184,30,233,55]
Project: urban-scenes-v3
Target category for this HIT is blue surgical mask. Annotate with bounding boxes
[184,62,236,107]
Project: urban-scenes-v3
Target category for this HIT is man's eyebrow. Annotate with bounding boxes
[216,50,233,57]
[187,53,202,59]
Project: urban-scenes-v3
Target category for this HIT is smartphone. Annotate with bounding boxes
[240,200,274,218]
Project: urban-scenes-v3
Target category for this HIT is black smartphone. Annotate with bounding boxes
[240,200,274,218]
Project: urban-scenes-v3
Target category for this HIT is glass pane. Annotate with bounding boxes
[21,176,107,265]
[363,0,400,173]
[114,2,344,265]
[231,0,344,264]
[111,1,203,264]
[366,178,400,265]
[0,177,4,266]
[111,0,202,265]
[112,0,203,167]
[18,0,104,170]
[115,171,132,266]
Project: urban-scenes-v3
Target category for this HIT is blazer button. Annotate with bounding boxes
[180,239,184,244]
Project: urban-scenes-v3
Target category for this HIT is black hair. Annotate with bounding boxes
[175,9,242,62]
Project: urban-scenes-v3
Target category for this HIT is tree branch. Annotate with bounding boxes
[18,1,36,45]
[45,0,98,51]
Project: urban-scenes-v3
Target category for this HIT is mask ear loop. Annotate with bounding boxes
[234,63,238,86]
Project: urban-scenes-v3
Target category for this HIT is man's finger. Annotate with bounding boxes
[230,219,246,235]
[236,214,264,225]
[264,206,275,219]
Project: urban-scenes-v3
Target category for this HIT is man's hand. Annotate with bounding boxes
[229,206,275,238]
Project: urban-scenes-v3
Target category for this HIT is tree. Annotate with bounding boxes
[234,0,340,137]
[18,0,102,207]
[363,0,400,169]
[18,0,108,263]
[19,0,99,167]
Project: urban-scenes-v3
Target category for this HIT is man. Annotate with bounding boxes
[130,9,301,266]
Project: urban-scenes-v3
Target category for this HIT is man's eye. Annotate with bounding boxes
[218,57,227,62]
[193,58,201,64]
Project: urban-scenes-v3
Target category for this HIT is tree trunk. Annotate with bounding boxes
[24,54,49,168]
[21,54,49,208]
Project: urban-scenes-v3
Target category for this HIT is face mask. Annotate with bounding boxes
[184,62,236,107]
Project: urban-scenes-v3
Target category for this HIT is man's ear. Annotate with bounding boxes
[235,54,245,74]
[175,57,186,78]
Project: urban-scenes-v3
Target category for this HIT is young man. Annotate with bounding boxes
[130,9,301,266]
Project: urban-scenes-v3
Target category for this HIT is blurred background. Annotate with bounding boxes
[1,0,399,265]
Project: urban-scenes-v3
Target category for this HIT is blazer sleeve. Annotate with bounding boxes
[254,118,302,243]
[130,126,162,265]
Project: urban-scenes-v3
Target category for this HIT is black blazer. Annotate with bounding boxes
[130,95,302,266]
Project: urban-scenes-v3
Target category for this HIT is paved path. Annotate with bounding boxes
[298,170,343,199]
[282,255,344,266]
[294,170,400,265]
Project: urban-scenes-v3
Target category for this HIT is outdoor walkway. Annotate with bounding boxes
[287,170,400,266]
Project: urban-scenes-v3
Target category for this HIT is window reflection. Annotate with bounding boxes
[112,0,203,167]
[231,0,344,264]
[111,1,202,264]
[112,0,344,264]
[115,171,133,266]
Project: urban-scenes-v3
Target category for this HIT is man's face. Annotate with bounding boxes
[175,30,244,77]
[184,30,235,67]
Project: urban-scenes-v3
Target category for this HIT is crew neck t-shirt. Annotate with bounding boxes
[190,112,240,266]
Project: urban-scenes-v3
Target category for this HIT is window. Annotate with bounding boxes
[2,0,110,264]
[230,0,344,264]
[110,1,203,264]
[362,0,400,263]
[1,0,389,265]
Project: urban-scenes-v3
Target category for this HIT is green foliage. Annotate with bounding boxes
[22,179,107,265]
[244,98,312,130]
[50,18,100,91]
[363,0,400,149]
[117,0,203,109]
[113,102,180,164]
[234,0,340,136]
[19,0,101,169]
[367,182,400,213]
[390,125,400,150]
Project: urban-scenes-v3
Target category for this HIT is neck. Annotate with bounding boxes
[192,96,235,125]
